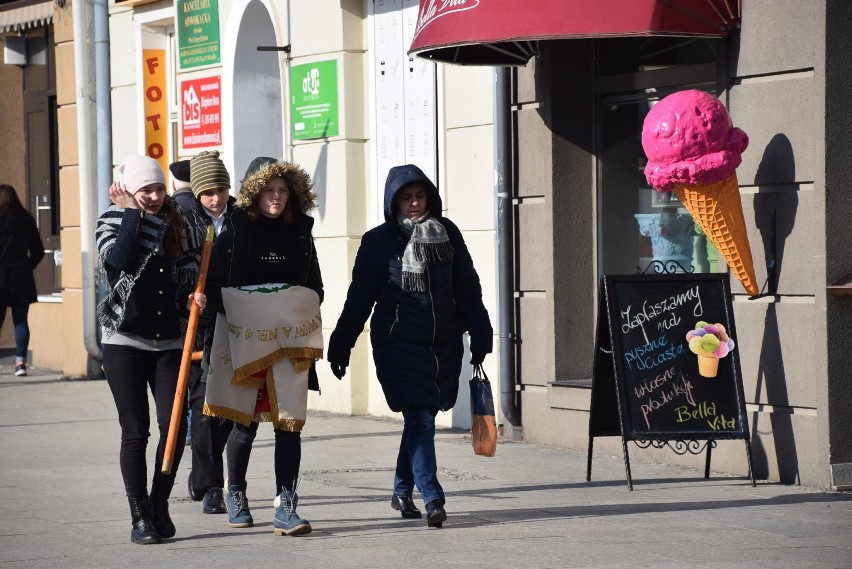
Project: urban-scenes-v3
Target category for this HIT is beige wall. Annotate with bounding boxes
[32,3,89,377]
[726,0,828,486]
[1,5,88,376]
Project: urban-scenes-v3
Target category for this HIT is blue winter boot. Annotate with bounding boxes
[273,489,311,536]
[225,483,253,528]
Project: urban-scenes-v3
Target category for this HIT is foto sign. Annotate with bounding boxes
[290,60,339,140]
[142,49,168,174]
[181,75,222,149]
[177,0,221,69]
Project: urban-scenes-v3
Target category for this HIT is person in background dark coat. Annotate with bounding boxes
[169,153,236,516]
[327,164,493,528]
[0,184,45,377]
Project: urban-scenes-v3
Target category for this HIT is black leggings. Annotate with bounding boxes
[227,422,301,495]
[103,344,187,501]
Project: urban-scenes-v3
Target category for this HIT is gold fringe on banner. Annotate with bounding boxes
[231,347,323,383]
[266,374,304,431]
[290,358,313,373]
[203,402,255,427]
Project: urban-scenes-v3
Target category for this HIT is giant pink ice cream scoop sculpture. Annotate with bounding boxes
[641,90,759,296]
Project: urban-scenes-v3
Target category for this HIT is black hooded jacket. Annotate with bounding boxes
[328,164,492,412]
[204,162,323,390]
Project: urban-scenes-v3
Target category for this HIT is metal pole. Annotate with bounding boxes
[495,67,521,427]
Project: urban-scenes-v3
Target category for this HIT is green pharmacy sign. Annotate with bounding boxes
[177,0,221,69]
[290,60,339,140]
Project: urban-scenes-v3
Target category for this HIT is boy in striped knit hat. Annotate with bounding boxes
[175,150,236,517]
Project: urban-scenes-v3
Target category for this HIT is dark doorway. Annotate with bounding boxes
[21,24,60,294]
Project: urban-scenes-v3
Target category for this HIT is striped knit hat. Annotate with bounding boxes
[190,150,231,198]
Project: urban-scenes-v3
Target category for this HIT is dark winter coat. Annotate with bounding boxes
[205,209,323,309]
[95,204,197,340]
[205,161,323,390]
[327,164,493,412]
[172,189,237,342]
[0,208,45,305]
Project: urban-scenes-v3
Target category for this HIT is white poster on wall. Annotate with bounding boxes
[373,0,437,208]
[401,0,437,184]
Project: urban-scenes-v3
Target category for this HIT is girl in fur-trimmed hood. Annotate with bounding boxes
[236,159,318,222]
[202,157,323,537]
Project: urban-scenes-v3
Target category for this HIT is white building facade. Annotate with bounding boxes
[107,0,499,428]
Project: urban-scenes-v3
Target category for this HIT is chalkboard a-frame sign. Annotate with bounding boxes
[586,272,755,490]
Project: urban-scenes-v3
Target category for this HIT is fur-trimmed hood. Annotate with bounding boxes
[236,161,318,215]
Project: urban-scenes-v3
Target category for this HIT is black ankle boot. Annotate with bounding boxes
[391,494,422,519]
[129,497,163,545]
[425,499,447,528]
[150,472,176,538]
[149,497,176,539]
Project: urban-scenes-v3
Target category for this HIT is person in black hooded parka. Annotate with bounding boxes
[327,164,492,528]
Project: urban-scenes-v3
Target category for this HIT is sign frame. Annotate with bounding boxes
[142,49,168,174]
[180,75,222,150]
[289,59,340,140]
[176,0,221,70]
[586,271,755,490]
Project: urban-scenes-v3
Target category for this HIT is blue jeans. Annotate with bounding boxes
[394,408,445,506]
[0,303,30,361]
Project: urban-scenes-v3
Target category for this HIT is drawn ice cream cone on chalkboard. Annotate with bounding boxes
[642,90,759,296]
[686,321,736,378]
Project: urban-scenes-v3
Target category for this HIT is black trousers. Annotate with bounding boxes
[102,344,187,501]
[227,422,301,495]
[187,361,232,491]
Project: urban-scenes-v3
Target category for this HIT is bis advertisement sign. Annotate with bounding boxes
[181,75,222,149]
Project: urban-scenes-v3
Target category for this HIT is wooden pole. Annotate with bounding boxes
[162,226,215,474]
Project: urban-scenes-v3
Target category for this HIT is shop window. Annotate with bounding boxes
[596,37,720,275]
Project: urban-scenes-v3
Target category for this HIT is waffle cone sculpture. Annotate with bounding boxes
[642,90,758,296]
[672,174,759,296]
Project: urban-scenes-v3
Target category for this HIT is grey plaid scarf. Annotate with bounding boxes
[397,212,453,292]
[95,204,197,337]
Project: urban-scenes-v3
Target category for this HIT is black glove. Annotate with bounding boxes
[470,352,486,366]
[330,363,346,380]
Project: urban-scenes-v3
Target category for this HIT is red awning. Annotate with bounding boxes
[409,0,741,66]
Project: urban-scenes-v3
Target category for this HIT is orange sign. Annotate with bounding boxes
[142,49,169,175]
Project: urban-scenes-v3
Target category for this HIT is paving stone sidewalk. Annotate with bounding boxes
[1,362,850,569]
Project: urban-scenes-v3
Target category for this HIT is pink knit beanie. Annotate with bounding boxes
[119,154,166,194]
